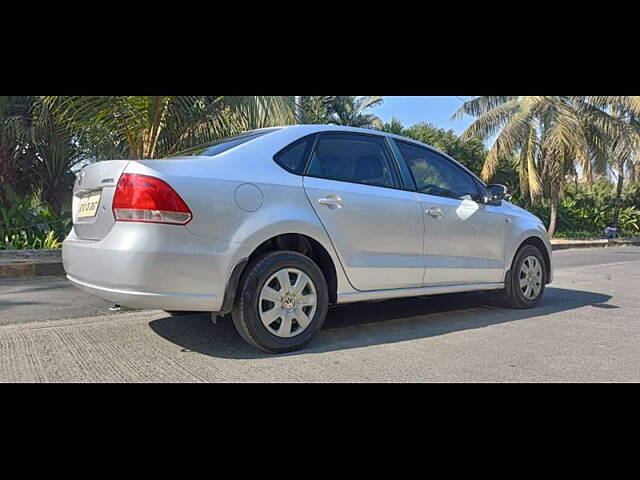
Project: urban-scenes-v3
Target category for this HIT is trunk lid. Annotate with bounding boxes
[72,161,130,240]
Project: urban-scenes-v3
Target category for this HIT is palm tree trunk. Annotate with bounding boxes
[628,162,637,185]
[548,198,558,238]
[547,185,559,238]
[612,161,625,230]
[295,96,301,124]
[145,96,168,159]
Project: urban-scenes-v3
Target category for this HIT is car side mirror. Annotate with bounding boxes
[483,184,508,206]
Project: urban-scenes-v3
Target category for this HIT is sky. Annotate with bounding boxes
[370,96,476,135]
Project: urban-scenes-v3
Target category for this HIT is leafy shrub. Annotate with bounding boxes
[0,185,70,250]
[553,231,606,239]
[519,194,640,238]
[618,206,640,234]
[1,230,63,250]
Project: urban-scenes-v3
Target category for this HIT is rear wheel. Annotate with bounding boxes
[502,244,546,309]
[232,251,329,353]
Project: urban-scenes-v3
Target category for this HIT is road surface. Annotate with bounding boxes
[0,246,638,382]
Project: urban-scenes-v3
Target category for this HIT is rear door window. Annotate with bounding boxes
[306,133,399,189]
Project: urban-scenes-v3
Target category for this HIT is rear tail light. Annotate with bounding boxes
[113,174,192,225]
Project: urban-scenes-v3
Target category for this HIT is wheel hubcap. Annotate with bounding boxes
[258,268,317,338]
[519,255,543,300]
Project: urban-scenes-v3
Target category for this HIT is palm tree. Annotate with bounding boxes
[296,96,384,129]
[0,97,90,215]
[327,96,384,129]
[605,113,640,233]
[44,96,296,160]
[584,97,640,233]
[24,100,85,215]
[0,96,31,204]
[297,96,334,124]
[453,96,639,237]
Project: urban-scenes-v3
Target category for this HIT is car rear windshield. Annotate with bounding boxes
[192,128,281,157]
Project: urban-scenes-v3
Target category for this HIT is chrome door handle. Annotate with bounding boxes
[426,207,444,218]
[318,195,343,209]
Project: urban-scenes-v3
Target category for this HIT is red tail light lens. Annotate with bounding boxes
[113,174,192,225]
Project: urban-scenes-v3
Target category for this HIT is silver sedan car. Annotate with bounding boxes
[63,125,552,353]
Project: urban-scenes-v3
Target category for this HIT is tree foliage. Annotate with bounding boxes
[3,94,640,248]
[0,96,32,201]
[1,95,298,247]
[298,96,334,124]
[298,96,384,129]
[44,96,296,160]
[454,96,640,236]
[381,119,486,176]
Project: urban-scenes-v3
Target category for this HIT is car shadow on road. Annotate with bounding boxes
[148,287,613,360]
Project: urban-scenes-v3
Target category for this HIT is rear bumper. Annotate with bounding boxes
[62,223,241,311]
[66,274,217,311]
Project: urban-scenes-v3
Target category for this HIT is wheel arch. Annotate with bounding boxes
[220,231,342,315]
[248,233,339,305]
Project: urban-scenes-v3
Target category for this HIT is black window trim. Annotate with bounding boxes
[385,136,417,191]
[390,137,483,201]
[273,129,488,201]
[301,131,405,191]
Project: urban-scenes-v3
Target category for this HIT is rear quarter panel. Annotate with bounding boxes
[124,129,355,295]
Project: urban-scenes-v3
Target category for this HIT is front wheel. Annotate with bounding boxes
[232,251,329,353]
[502,245,546,309]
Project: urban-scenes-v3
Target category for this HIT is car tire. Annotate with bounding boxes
[501,244,547,309]
[232,251,329,353]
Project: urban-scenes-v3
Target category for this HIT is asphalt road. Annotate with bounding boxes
[1,246,639,382]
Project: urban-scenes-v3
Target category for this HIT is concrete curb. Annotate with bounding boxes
[0,259,65,279]
[0,249,61,259]
[0,249,63,279]
[551,239,640,251]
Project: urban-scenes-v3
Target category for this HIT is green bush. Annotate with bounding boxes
[0,186,69,250]
[552,230,605,239]
[518,184,640,238]
[1,230,63,250]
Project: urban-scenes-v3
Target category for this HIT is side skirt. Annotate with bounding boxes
[337,282,504,304]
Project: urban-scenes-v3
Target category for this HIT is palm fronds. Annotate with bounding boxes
[457,95,640,236]
[297,96,384,129]
[44,96,296,159]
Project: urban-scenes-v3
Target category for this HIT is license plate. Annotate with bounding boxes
[77,193,101,219]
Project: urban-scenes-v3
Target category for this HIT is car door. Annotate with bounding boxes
[392,139,507,286]
[303,132,424,291]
